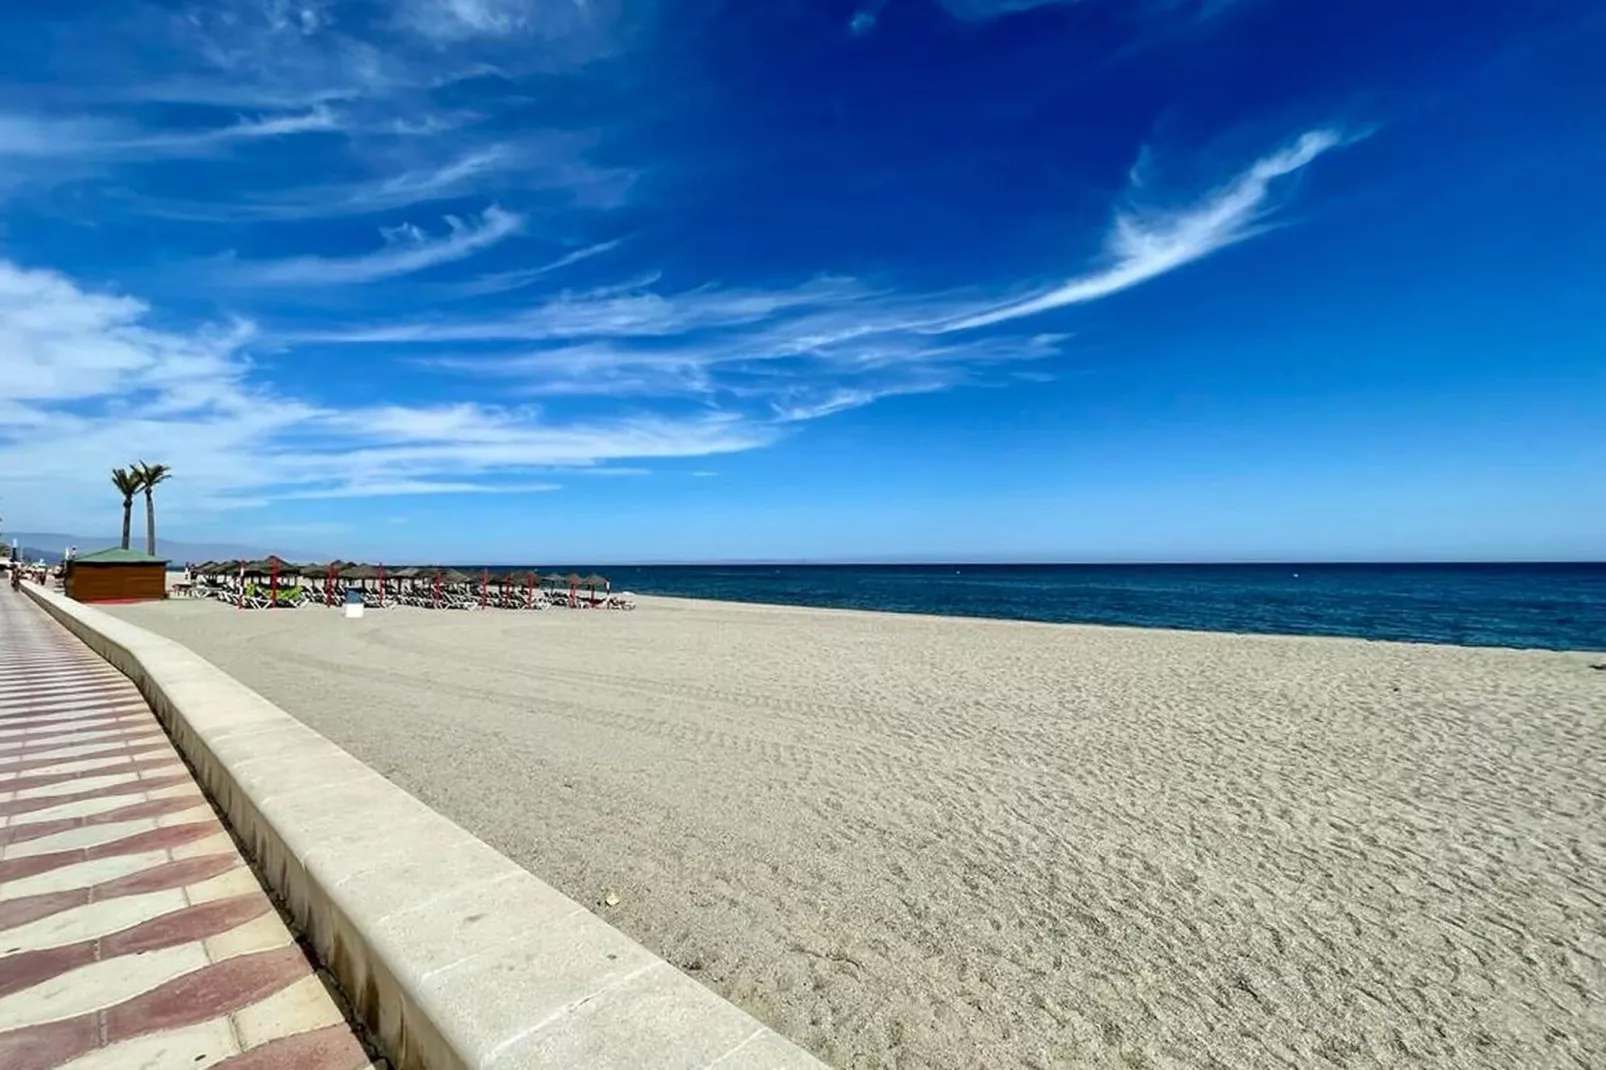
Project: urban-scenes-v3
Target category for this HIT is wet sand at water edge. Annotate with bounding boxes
[107,596,1606,1069]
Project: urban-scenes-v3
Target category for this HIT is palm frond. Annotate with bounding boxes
[110,466,142,496]
[133,460,173,489]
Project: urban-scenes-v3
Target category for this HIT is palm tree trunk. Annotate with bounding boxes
[120,498,132,549]
[144,490,156,556]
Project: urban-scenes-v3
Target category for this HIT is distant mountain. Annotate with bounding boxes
[4,532,326,563]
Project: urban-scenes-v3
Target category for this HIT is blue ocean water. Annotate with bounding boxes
[551,564,1606,652]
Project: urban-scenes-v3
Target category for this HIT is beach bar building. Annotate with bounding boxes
[65,547,169,603]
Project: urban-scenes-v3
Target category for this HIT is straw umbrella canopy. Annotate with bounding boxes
[542,572,568,589]
[497,570,535,605]
[242,555,288,576]
[436,568,474,584]
[339,563,379,580]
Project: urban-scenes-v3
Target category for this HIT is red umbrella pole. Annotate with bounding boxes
[326,563,334,607]
[527,573,534,609]
[481,569,488,608]
[433,573,440,608]
[378,563,386,608]
[237,563,244,610]
[270,559,278,608]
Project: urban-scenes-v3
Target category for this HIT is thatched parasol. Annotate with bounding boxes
[339,563,379,580]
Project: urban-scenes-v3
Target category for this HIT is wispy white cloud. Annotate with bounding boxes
[452,238,624,296]
[263,0,332,36]
[129,138,635,222]
[406,0,536,38]
[398,0,640,57]
[275,478,563,499]
[365,148,514,205]
[0,258,776,530]
[165,107,341,145]
[0,115,1351,533]
[394,292,1068,411]
[943,128,1348,330]
[284,128,1351,346]
[291,276,872,344]
[935,0,1247,22]
[0,0,636,225]
[235,206,524,285]
[771,381,948,423]
[935,0,1083,21]
[0,107,339,161]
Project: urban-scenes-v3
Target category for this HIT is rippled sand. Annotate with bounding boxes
[108,596,1606,1069]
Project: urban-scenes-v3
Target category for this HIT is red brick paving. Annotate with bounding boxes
[214,1024,375,1070]
[0,741,171,775]
[0,854,247,936]
[0,771,192,817]
[0,753,182,795]
[0,592,373,1070]
[94,851,242,898]
[0,821,220,883]
[0,729,167,761]
[0,894,272,997]
[106,946,312,1038]
[0,793,207,848]
[0,1013,100,1070]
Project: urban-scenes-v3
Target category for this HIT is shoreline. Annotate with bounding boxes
[631,593,1606,655]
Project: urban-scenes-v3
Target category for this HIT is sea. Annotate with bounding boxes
[524,563,1606,652]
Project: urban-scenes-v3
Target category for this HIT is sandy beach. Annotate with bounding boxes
[105,596,1606,1069]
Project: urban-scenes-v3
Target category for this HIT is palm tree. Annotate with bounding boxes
[111,467,142,550]
[132,461,172,556]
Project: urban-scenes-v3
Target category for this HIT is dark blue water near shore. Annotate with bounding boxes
[561,563,1605,651]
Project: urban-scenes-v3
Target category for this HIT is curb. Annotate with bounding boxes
[20,585,825,1070]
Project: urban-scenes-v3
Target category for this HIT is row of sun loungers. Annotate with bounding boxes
[184,561,637,613]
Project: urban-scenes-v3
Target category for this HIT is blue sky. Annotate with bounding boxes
[1,0,1601,562]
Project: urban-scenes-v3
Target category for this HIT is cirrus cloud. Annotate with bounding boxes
[233,206,525,285]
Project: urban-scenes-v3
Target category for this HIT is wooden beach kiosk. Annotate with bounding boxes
[64,547,169,603]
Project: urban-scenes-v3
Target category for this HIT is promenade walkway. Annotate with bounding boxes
[0,588,377,1070]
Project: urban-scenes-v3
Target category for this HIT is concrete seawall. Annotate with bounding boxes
[21,585,824,1070]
